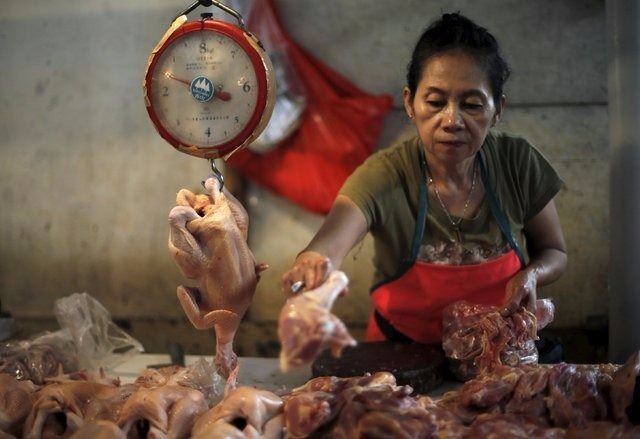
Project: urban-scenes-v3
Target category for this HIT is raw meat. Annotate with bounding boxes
[168,177,267,379]
[0,373,37,436]
[22,381,119,438]
[282,371,437,438]
[117,385,207,438]
[70,420,126,439]
[278,270,356,371]
[0,340,75,385]
[437,352,640,431]
[609,351,640,422]
[442,299,554,380]
[191,386,283,438]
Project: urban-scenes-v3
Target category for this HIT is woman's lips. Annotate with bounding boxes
[438,140,466,147]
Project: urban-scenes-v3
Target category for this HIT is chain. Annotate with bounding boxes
[427,161,478,228]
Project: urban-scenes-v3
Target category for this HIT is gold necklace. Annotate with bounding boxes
[427,161,478,243]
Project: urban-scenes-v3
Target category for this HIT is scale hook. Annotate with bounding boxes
[202,158,225,192]
[173,0,245,28]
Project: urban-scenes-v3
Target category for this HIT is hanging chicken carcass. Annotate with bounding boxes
[168,177,267,380]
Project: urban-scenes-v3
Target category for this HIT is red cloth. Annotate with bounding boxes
[228,0,393,214]
[367,249,523,344]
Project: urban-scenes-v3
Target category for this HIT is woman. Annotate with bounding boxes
[282,13,567,344]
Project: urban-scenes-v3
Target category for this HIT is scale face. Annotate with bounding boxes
[144,16,275,159]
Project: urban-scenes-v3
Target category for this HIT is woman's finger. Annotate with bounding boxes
[282,266,303,295]
[501,288,523,316]
[500,300,520,317]
[313,261,329,289]
[305,266,319,290]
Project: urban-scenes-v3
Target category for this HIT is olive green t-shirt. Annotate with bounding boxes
[339,131,563,287]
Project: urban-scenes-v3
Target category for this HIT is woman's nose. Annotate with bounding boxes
[442,104,464,130]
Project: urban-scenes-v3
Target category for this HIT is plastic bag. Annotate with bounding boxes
[53,292,143,372]
[228,0,393,214]
[170,358,225,406]
[442,299,554,381]
[0,333,78,384]
[244,2,307,153]
[135,358,225,406]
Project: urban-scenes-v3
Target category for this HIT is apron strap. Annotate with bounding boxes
[370,148,428,342]
[369,147,428,292]
[478,152,526,266]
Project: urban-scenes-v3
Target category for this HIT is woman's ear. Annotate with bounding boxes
[402,87,414,120]
[492,94,507,126]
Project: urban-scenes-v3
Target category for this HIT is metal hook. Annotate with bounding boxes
[173,0,245,28]
[202,158,224,191]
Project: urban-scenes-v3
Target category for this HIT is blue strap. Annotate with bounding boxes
[478,152,526,266]
[369,147,428,291]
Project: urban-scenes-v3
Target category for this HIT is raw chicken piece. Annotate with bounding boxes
[282,372,397,437]
[70,420,126,439]
[609,351,640,423]
[83,384,138,424]
[466,413,565,438]
[278,271,356,371]
[134,366,185,388]
[327,384,437,438]
[191,386,283,438]
[44,368,121,387]
[440,361,632,430]
[282,391,334,438]
[0,373,37,436]
[287,372,397,395]
[282,372,436,438]
[168,177,266,379]
[0,341,74,384]
[442,299,554,380]
[117,385,207,439]
[22,381,119,438]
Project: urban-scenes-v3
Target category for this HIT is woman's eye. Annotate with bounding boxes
[426,100,445,108]
[463,102,483,110]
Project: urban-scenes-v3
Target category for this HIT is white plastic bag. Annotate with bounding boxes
[53,292,143,372]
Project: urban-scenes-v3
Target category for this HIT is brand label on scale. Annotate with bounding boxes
[190,76,215,102]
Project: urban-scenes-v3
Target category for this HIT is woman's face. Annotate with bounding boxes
[403,50,505,165]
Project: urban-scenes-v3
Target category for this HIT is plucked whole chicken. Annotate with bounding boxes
[168,176,267,379]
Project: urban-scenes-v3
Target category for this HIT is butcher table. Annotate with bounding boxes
[112,354,310,393]
[111,353,460,397]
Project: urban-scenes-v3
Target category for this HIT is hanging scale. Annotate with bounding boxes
[143,0,276,188]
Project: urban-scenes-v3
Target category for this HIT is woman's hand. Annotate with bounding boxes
[281,251,333,297]
[501,198,567,316]
[502,268,537,316]
[281,196,369,298]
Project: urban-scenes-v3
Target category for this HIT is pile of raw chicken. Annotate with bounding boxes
[2,178,639,438]
[2,349,639,437]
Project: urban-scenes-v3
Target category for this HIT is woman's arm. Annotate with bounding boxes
[502,198,568,314]
[281,195,369,295]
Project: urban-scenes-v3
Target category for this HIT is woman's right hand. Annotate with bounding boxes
[281,251,333,297]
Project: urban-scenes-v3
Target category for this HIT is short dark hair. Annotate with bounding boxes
[406,12,511,104]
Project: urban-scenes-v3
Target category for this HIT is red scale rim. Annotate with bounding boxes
[145,19,269,158]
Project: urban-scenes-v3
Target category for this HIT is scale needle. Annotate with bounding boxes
[165,71,190,86]
[165,72,232,101]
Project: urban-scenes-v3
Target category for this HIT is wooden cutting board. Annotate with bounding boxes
[311,341,444,394]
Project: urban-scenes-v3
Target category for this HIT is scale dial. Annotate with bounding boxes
[144,18,275,159]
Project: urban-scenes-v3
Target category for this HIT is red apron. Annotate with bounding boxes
[367,151,525,343]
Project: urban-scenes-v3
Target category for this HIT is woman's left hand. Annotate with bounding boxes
[502,269,537,316]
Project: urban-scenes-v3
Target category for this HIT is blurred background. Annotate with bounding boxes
[0,0,620,363]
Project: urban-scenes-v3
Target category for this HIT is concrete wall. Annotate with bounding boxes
[0,0,608,357]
